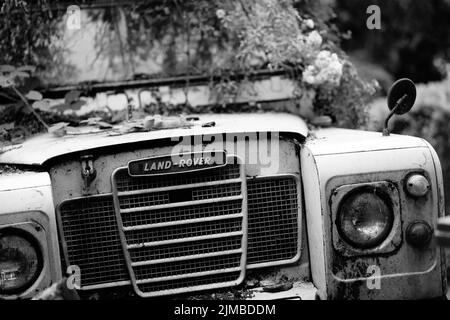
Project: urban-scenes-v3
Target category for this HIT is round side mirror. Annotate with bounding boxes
[382,78,417,136]
[387,78,416,115]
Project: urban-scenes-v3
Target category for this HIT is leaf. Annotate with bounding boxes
[70,100,87,111]
[49,122,69,137]
[97,121,113,129]
[17,65,36,73]
[0,65,15,73]
[80,117,102,125]
[64,90,81,104]
[0,122,14,131]
[0,75,14,88]
[10,136,26,145]
[111,110,127,123]
[50,122,69,130]
[25,90,43,101]
[51,103,71,112]
[9,125,29,144]
[32,100,52,112]
[119,122,144,134]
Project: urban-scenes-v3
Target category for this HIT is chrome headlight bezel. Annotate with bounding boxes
[336,186,395,249]
[330,181,402,257]
[0,227,44,294]
[0,212,52,300]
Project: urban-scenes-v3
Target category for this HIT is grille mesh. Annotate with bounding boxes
[58,166,300,294]
[247,177,299,266]
[58,196,128,287]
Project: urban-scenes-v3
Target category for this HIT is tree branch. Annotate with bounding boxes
[11,86,49,131]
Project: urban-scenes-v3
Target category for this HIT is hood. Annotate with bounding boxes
[305,127,429,156]
[0,113,308,166]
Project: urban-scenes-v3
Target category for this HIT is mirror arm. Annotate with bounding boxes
[382,94,408,136]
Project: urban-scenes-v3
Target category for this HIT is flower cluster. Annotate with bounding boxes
[217,0,376,128]
[302,51,343,86]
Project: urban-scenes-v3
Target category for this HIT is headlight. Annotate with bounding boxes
[0,228,43,294]
[337,188,394,249]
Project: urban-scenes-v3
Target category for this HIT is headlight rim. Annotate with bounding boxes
[0,227,44,295]
[336,185,395,250]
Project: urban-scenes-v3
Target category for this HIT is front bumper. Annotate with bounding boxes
[248,281,317,300]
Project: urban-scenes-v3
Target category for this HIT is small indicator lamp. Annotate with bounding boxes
[406,174,430,197]
[406,221,432,248]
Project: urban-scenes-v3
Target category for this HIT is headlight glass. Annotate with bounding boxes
[337,188,394,249]
[0,228,42,294]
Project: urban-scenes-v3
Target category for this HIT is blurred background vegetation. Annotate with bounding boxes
[332,0,450,211]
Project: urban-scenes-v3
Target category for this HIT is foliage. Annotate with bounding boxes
[0,64,49,131]
[368,67,450,210]
[50,90,87,112]
[335,0,450,83]
[0,63,89,142]
[393,74,450,212]
[0,1,62,67]
[0,0,377,135]
[214,0,376,127]
[393,106,450,213]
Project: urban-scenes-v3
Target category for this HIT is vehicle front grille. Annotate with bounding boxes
[112,157,247,297]
[58,159,300,296]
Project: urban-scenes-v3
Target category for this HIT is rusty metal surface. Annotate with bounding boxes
[302,141,446,299]
[48,135,309,296]
[248,281,317,300]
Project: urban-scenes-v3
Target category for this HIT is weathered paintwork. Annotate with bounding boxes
[0,115,446,299]
[306,128,429,155]
[0,113,308,166]
[0,172,62,299]
[301,129,446,299]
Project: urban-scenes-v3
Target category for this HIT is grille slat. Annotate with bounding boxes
[126,231,244,250]
[129,236,243,262]
[122,200,242,227]
[131,249,243,267]
[117,178,242,197]
[124,218,243,245]
[120,195,243,213]
[137,272,242,294]
[123,213,244,231]
[136,267,242,285]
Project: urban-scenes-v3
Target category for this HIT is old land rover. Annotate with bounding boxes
[0,73,447,300]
